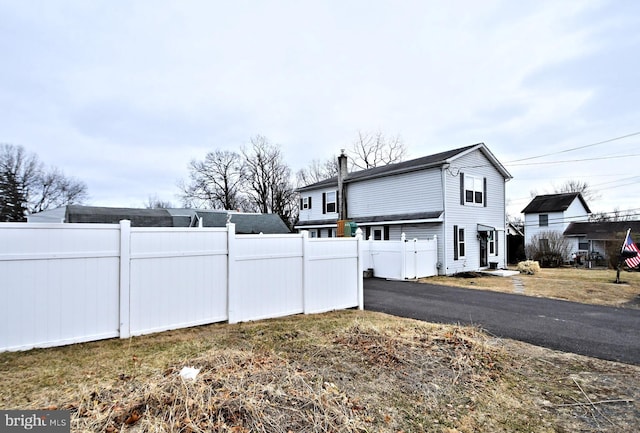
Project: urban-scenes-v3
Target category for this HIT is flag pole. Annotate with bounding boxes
[616,228,632,284]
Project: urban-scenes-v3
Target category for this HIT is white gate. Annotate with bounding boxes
[363,234,438,280]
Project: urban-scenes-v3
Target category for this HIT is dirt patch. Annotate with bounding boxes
[1,311,638,432]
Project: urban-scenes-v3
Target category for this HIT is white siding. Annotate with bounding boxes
[298,187,339,222]
[348,169,443,218]
[523,199,590,260]
[444,149,507,275]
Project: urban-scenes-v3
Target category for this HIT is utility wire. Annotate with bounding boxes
[507,153,640,167]
[505,131,640,163]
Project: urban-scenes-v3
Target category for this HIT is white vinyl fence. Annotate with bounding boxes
[0,222,363,352]
[362,234,438,280]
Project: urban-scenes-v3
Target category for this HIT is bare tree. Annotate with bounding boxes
[525,230,570,267]
[296,157,338,187]
[241,135,297,226]
[553,179,599,203]
[144,194,174,209]
[0,144,87,221]
[180,150,245,210]
[349,130,407,170]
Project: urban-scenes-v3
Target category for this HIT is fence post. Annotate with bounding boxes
[301,231,310,314]
[356,228,364,310]
[119,220,131,339]
[401,232,407,280]
[226,222,238,324]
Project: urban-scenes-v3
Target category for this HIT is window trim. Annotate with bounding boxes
[488,230,499,256]
[324,191,337,214]
[463,174,485,206]
[539,214,549,227]
[454,225,465,260]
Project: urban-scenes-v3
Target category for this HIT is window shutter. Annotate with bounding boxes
[495,230,498,256]
[483,177,487,207]
[453,225,459,260]
[460,173,465,205]
[322,192,326,214]
[308,196,312,209]
[384,226,390,240]
[366,226,371,240]
[299,198,303,210]
[336,190,340,215]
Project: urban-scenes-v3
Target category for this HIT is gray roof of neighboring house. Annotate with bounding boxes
[195,210,291,234]
[564,220,640,240]
[65,205,174,227]
[521,193,591,214]
[31,206,291,233]
[297,143,512,192]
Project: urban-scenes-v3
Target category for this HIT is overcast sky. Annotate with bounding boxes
[2,0,639,219]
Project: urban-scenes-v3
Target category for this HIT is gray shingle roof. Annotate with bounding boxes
[295,211,443,227]
[65,205,174,227]
[521,193,591,214]
[564,220,640,239]
[297,143,511,192]
[54,205,291,233]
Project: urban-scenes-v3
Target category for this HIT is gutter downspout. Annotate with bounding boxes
[441,163,449,275]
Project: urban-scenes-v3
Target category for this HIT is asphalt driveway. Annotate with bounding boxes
[364,278,640,365]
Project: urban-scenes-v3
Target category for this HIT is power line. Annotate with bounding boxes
[507,153,640,167]
[518,210,640,229]
[505,131,640,163]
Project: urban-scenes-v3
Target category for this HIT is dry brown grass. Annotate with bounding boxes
[1,310,638,432]
[422,267,640,308]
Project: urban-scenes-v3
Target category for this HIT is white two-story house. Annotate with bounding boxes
[295,143,512,275]
[521,193,591,258]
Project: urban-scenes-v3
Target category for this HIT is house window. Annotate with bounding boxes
[578,242,589,250]
[459,228,465,257]
[323,191,336,213]
[539,214,548,227]
[373,228,382,240]
[301,197,311,210]
[464,175,484,205]
[454,225,466,260]
[371,226,390,241]
[488,231,496,255]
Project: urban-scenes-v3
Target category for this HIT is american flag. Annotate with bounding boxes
[622,230,640,268]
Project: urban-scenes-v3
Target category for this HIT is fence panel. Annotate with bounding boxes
[128,227,229,336]
[414,237,438,277]
[228,233,304,323]
[364,240,404,279]
[363,236,438,280]
[0,224,121,351]
[1,222,363,351]
[304,236,361,314]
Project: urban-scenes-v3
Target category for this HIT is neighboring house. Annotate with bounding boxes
[295,143,512,275]
[27,205,291,234]
[563,220,640,262]
[521,193,591,257]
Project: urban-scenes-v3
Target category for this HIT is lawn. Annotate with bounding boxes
[1,310,639,432]
[422,267,640,308]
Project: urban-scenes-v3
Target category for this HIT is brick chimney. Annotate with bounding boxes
[337,149,348,220]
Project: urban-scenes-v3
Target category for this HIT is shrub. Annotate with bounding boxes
[525,231,570,268]
[517,260,540,275]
